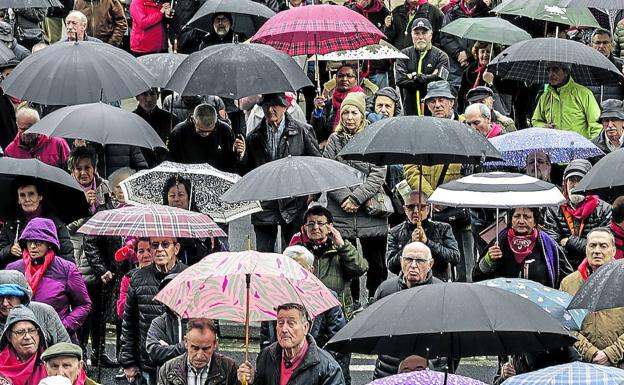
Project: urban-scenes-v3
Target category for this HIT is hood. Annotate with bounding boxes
[18,217,60,252]
[373,87,402,116]
[0,271,32,305]
[0,305,46,350]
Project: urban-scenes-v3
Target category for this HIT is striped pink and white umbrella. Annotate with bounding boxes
[77,204,226,238]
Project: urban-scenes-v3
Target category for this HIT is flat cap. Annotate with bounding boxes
[41,342,83,362]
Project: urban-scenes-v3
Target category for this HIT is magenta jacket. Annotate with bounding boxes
[130,0,166,54]
[4,134,70,168]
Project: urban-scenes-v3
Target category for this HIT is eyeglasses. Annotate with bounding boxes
[336,73,356,79]
[404,204,427,211]
[26,240,46,247]
[305,221,328,228]
[11,328,39,338]
[401,257,429,266]
[150,241,173,249]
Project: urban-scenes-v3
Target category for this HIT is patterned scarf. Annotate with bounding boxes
[22,248,55,295]
[507,228,538,264]
[610,222,624,260]
[331,85,365,129]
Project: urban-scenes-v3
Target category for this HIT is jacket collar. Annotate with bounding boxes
[165,353,228,385]
[267,335,320,377]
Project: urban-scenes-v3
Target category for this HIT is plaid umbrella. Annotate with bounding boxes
[441,17,532,46]
[488,38,624,86]
[492,0,600,28]
[77,204,226,238]
[368,370,487,385]
[501,362,624,384]
[250,4,385,56]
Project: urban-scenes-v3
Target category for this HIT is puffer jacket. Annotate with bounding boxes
[157,352,239,385]
[560,265,624,368]
[146,311,186,368]
[162,94,226,123]
[615,16,624,59]
[386,219,459,282]
[323,131,388,239]
[4,133,70,168]
[386,2,444,50]
[74,0,128,46]
[119,262,187,373]
[101,144,148,179]
[543,198,612,269]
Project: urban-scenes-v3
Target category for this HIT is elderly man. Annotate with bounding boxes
[158,319,238,385]
[200,13,245,47]
[588,29,624,103]
[560,228,624,368]
[387,190,459,282]
[543,160,612,268]
[398,355,428,373]
[525,150,552,182]
[4,108,70,168]
[42,343,98,385]
[237,92,321,253]
[423,80,456,119]
[373,242,442,378]
[237,303,344,385]
[386,0,443,50]
[368,87,402,121]
[396,18,449,116]
[464,86,516,132]
[167,104,238,172]
[464,103,505,139]
[64,11,103,42]
[531,62,602,140]
[134,88,178,167]
[592,99,624,157]
[73,0,127,46]
[119,236,187,385]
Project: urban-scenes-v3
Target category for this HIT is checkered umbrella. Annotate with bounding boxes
[488,38,624,86]
[250,4,385,56]
[501,362,624,384]
[77,204,226,238]
[559,0,624,10]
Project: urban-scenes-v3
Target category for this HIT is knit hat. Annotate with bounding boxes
[18,217,60,252]
[340,92,366,116]
[41,342,83,362]
[563,159,592,180]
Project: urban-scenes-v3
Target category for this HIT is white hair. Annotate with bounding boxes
[402,241,432,261]
[465,103,491,119]
[283,245,315,268]
[67,11,88,26]
[16,107,40,124]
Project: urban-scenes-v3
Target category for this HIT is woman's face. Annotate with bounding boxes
[478,48,490,66]
[17,185,42,214]
[136,240,153,268]
[341,105,363,134]
[167,183,189,210]
[72,158,95,187]
[511,208,536,235]
[26,240,50,259]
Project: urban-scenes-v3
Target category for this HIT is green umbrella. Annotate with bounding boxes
[441,17,532,46]
[492,0,600,28]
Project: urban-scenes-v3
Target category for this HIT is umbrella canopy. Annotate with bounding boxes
[0,158,90,223]
[185,0,275,38]
[137,53,188,89]
[120,161,262,223]
[25,102,166,149]
[477,278,588,331]
[166,43,312,99]
[571,148,624,197]
[492,0,600,28]
[487,127,604,167]
[1,41,154,105]
[558,0,624,9]
[154,250,340,321]
[368,370,487,385]
[221,156,364,202]
[567,259,624,312]
[428,172,566,209]
[78,204,226,238]
[315,40,408,61]
[441,17,532,46]
[250,4,385,56]
[488,38,623,86]
[0,0,60,8]
[336,116,502,166]
[326,283,575,358]
[500,362,624,384]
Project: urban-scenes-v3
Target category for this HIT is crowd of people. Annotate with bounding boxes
[0,0,623,384]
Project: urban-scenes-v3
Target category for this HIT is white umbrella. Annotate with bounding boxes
[315,40,408,61]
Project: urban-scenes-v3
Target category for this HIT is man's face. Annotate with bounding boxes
[289,0,303,5]
[526,151,551,182]
[592,33,613,58]
[601,118,624,144]
[400,247,433,286]
[184,328,218,370]
[399,356,428,373]
[17,185,42,214]
[137,90,158,113]
[586,231,616,270]
[374,96,396,118]
[356,0,372,7]
[66,15,86,41]
[0,295,22,317]
[150,237,179,269]
[262,104,287,128]
[193,117,216,138]
[411,28,432,51]
[406,0,420,7]
[136,240,153,268]
[335,67,357,93]
[404,193,429,225]
[46,357,83,385]
[547,66,567,87]
[1,67,13,80]
[213,15,231,36]
[16,115,38,146]
[303,214,330,242]
[565,175,582,195]
[464,109,491,137]
[426,97,454,118]
[276,308,309,350]
[8,321,40,359]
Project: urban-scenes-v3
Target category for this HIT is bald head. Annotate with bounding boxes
[398,355,428,373]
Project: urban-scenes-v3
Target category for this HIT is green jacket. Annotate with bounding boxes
[531,77,602,139]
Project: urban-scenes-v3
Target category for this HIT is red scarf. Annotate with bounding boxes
[487,122,503,139]
[331,85,365,129]
[473,64,487,88]
[564,195,599,221]
[75,368,88,385]
[22,249,55,295]
[507,228,538,264]
[610,222,624,260]
[578,257,591,281]
[460,0,481,16]
[0,346,47,385]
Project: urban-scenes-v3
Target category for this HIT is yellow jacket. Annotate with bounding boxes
[403,163,462,197]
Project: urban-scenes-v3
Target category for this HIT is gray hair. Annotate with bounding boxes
[402,241,432,261]
[465,103,491,120]
[283,245,315,268]
[67,10,88,26]
[193,104,217,127]
[15,107,40,124]
[108,167,135,190]
[587,227,616,247]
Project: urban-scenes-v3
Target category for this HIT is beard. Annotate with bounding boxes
[215,26,230,36]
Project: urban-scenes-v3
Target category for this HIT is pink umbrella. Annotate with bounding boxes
[368,369,487,385]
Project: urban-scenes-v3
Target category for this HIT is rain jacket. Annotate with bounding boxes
[74,0,128,46]
[157,352,239,385]
[146,311,186,368]
[531,77,602,140]
[4,134,70,169]
[129,0,166,54]
[560,261,624,368]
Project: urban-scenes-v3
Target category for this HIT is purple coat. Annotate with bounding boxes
[7,256,92,341]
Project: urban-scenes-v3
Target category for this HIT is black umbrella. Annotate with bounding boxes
[567,259,624,312]
[0,158,90,224]
[185,0,275,38]
[571,148,624,199]
[166,43,312,99]
[1,41,154,105]
[26,102,166,149]
[488,38,624,86]
[326,283,575,360]
[137,53,188,89]
[0,0,61,8]
[0,43,15,63]
[220,156,364,202]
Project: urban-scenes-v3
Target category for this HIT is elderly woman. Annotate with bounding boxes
[473,207,570,288]
[0,305,48,385]
[68,146,111,216]
[0,178,74,268]
[6,218,92,343]
[458,41,509,111]
[323,92,388,307]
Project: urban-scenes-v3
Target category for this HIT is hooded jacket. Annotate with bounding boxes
[4,134,70,169]
[73,0,128,46]
[366,87,403,119]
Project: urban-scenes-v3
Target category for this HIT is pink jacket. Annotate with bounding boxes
[130,0,166,54]
[4,134,70,168]
[117,273,131,318]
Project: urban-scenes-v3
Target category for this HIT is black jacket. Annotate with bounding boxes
[170,0,205,54]
[158,352,238,385]
[440,0,490,66]
[0,91,17,149]
[92,143,148,179]
[255,335,344,385]
[133,105,178,167]
[587,55,624,104]
[119,262,188,373]
[386,219,459,282]
[146,312,187,368]
[395,46,449,116]
[386,2,444,50]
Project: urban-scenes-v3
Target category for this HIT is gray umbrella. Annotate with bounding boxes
[166,43,312,99]
[221,156,364,202]
[0,43,15,63]
[26,102,166,149]
[137,53,189,89]
[185,0,275,38]
[0,0,61,8]
[571,147,624,199]
[568,259,624,312]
